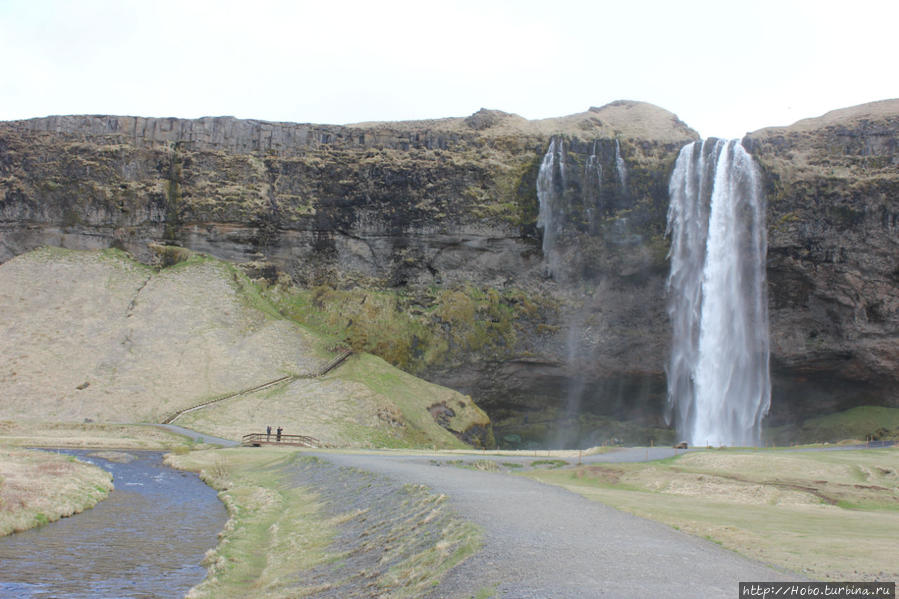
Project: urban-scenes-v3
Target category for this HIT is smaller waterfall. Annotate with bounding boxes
[584,141,603,233]
[615,139,628,192]
[666,138,770,447]
[536,137,567,276]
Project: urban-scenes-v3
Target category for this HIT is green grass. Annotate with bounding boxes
[259,280,551,378]
[530,459,569,469]
[798,406,899,442]
[474,586,499,599]
[336,353,489,449]
[765,406,899,445]
[167,450,333,598]
[168,448,483,598]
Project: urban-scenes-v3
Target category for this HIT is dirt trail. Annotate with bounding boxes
[309,451,797,598]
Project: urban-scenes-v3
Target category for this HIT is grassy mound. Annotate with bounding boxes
[0,247,489,448]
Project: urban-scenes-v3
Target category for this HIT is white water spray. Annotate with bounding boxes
[666,139,770,446]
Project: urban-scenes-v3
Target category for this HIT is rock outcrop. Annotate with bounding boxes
[1,99,896,445]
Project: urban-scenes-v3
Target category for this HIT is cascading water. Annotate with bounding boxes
[584,141,602,233]
[615,139,628,192]
[665,138,770,447]
[538,137,606,273]
[536,137,567,277]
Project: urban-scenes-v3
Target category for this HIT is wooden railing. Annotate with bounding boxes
[304,348,353,378]
[162,375,294,424]
[161,349,352,424]
[241,433,324,448]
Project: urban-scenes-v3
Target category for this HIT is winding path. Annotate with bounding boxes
[164,422,873,597]
[310,451,797,598]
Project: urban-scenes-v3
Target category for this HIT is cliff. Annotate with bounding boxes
[1,99,895,446]
[745,99,899,423]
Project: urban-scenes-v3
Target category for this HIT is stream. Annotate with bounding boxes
[0,450,226,598]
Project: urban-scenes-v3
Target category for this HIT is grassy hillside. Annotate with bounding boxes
[0,247,489,448]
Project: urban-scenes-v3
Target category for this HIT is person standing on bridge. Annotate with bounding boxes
[276,426,282,442]
[266,425,272,441]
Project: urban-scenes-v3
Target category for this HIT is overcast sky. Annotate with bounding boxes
[1,0,896,139]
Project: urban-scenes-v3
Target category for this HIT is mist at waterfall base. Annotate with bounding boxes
[666,139,771,447]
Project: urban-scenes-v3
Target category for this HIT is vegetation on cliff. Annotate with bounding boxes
[259,280,552,375]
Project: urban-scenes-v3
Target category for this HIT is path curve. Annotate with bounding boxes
[309,451,798,598]
[150,423,239,447]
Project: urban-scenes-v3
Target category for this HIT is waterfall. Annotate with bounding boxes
[584,141,603,233]
[665,138,770,447]
[536,137,567,276]
[615,139,628,191]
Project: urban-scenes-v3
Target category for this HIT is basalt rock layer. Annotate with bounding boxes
[1,100,896,445]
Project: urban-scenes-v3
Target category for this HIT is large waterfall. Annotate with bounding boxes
[666,139,770,447]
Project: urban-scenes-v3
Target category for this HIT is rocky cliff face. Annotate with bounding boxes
[744,100,899,423]
[1,99,895,446]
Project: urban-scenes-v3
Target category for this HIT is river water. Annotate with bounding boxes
[0,450,226,598]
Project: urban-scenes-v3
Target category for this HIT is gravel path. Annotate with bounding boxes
[310,451,797,598]
[150,423,239,447]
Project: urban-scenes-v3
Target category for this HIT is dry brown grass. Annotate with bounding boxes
[349,100,697,142]
[0,447,113,536]
[754,98,899,134]
[0,421,204,450]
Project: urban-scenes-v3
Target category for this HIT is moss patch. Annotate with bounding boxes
[262,281,550,376]
[766,406,899,445]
